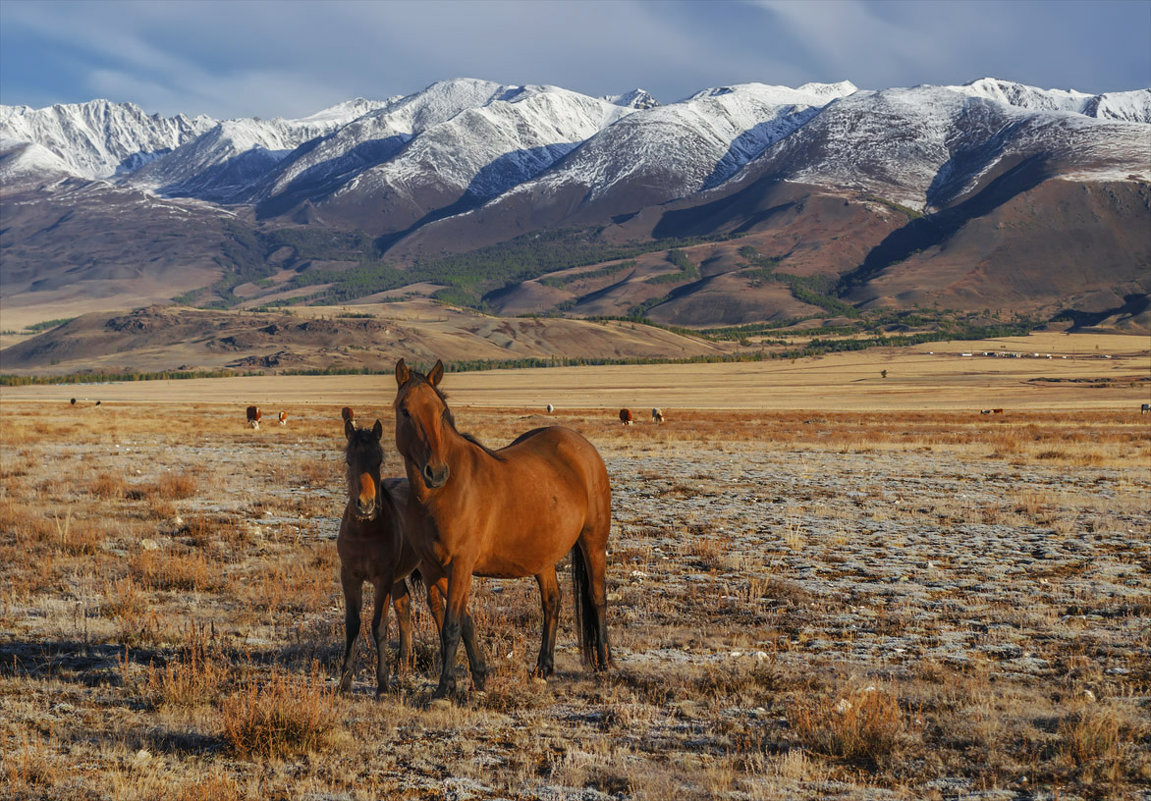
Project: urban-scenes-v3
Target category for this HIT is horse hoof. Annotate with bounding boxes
[531,676,548,687]
[428,697,453,711]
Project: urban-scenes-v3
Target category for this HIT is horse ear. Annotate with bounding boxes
[395,359,409,386]
[372,419,383,440]
[428,359,444,387]
[344,418,355,440]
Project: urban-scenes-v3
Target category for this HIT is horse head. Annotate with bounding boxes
[345,418,386,520]
[394,358,452,490]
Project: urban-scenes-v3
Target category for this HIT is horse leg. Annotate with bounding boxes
[432,565,475,700]
[532,567,561,678]
[459,608,489,691]
[369,577,393,696]
[391,578,413,676]
[338,570,362,693]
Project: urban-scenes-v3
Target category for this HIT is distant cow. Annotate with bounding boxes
[246,405,261,429]
[992,408,1004,414]
[546,403,555,414]
[1142,403,1150,415]
[651,407,664,424]
[278,410,287,426]
[980,410,992,415]
[341,406,354,423]
[619,408,633,426]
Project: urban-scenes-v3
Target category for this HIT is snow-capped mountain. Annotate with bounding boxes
[714,80,1151,212]
[125,99,390,201]
[0,99,214,179]
[2,76,1148,334]
[253,79,637,231]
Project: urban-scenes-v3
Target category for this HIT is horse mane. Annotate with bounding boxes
[406,369,504,461]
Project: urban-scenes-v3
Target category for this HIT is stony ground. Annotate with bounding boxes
[1,402,1148,800]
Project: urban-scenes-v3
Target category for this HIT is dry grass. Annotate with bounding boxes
[1,394,1148,800]
[219,663,337,759]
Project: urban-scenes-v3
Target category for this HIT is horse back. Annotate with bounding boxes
[496,425,611,536]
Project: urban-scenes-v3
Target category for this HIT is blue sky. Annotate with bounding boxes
[2,0,1148,119]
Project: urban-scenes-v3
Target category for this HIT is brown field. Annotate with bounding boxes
[2,332,1149,412]
[1,353,1150,800]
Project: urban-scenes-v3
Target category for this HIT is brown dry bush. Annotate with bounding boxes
[1057,703,1144,785]
[90,471,128,499]
[143,628,231,709]
[218,664,337,759]
[789,685,909,769]
[153,471,198,500]
[130,548,218,592]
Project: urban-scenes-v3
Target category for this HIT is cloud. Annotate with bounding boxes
[2,0,1147,119]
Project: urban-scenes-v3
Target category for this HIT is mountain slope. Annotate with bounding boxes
[1,76,1148,337]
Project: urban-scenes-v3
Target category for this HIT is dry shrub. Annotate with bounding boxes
[219,664,337,759]
[1059,705,1125,782]
[131,549,217,591]
[91,472,128,499]
[144,629,230,708]
[154,471,198,500]
[4,731,58,791]
[104,576,146,624]
[790,686,907,768]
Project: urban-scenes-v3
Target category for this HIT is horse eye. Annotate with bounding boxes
[400,407,410,419]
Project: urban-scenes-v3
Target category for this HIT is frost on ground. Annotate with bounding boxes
[1,404,1148,801]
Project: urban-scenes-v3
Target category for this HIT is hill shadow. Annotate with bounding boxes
[836,154,1053,296]
[375,142,579,252]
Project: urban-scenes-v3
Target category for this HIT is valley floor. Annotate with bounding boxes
[1,402,1148,800]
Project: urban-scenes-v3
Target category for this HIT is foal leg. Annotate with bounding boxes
[369,577,393,696]
[391,578,413,675]
[338,571,362,693]
[532,567,561,678]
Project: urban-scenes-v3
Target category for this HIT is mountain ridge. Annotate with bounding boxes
[1,75,1148,346]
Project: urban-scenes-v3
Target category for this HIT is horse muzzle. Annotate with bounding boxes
[355,474,378,519]
[422,462,450,489]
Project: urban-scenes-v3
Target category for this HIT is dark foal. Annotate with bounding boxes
[337,418,432,695]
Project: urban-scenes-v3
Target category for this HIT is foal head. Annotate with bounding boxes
[345,418,386,520]
[394,359,453,490]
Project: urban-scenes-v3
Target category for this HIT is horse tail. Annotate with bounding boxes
[570,545,599,668]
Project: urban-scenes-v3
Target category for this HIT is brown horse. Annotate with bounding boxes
[337,418,436,695]
[394,359,613,698]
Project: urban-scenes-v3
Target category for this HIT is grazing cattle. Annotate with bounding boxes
[278,410,287,426]
[651,407,664,424]
[394,359,613,698]
[619,408,633,426]
[338,418,445,695]
[546,404,555,414]
[246,405,261,429]
[70,398,76,406]
[980,410,992,415]
[1142,403,1150,415]
[992,408,1004,414]
[341,406,355,423]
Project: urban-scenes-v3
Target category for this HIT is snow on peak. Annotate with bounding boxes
[602,89,660,110]
[949,77,1151,123]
